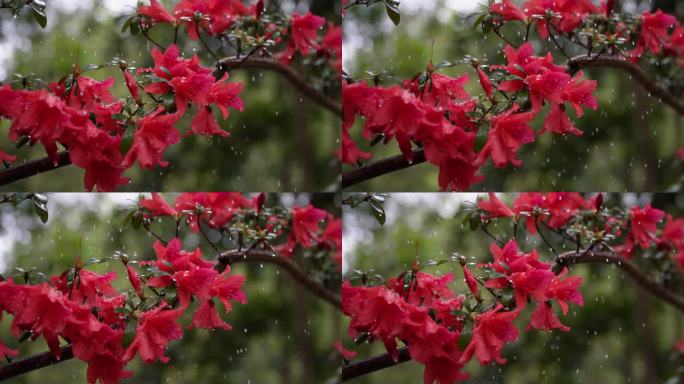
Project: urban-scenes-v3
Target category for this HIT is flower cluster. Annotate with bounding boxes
[0,1,340,191]
[343,239,584,383]
[0,193,341,383]
[343,193,684,383]
[0,242,246,384]
[342,42,597,190]
[138,192,342,268]
[490,1,684,67]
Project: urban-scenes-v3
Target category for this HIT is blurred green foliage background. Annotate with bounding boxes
[0,192,340,384]
[342,193,684,384]
[343,0,684,192]
[0,0,340,192]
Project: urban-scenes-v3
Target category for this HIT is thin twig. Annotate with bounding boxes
[217,249,341,309]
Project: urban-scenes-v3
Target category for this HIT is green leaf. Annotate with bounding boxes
[385,2,401,26]
[369,200,386,225]
[32,8,47,28]
[33,201,48,223]
[132,210,143,229]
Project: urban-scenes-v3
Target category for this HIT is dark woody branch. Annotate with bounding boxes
[342,149,426,189]
[217,249,342,309]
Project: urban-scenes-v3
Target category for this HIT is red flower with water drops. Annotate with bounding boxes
[547,268,584,315]
[641,10,678,54]
[461,303,519,366]
[490,0,526,21]
[191,299,232,330]
[478,193,514,219]
[290,12,326,55]
[527,301,570,332]
[0,340,17,358]
[124,303,183,364]
[477,67,494,99]
[123,108,182,170]
[463,266,478,296]
[138,0,176,24]
[477,106,535,168]
[141,192,178,217]
[630,204,665,249]
[126,264,144,298]
[291,204,327,248]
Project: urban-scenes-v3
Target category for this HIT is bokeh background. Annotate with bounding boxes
[0,192,340,384]
[0,0,340,191]
[343,193,684,384]
[343,0,684,192]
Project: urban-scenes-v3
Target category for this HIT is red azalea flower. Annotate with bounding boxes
[189,106,229,137]
[547,268,584,314]
[140,192,178,217]
[527,301,570,332]
[477,106,535,168]
[462,303,519,366]
[138,0,176,24]
[209,74,244,119]
[641,10,678,54]
[334,341,357,359]
[490,0,527,21]
[661,215,684,247]
[210,269,248,313]
[127,264,144,298]
[291,204,327,248]
[290,12,326,56]
[123,70,141,103]
[388,272,454,307]
[191,299,231,330]
[630,204,665,249]
[123,108,182,170]
[339,128,372,164]
[478,193,515,219]
[0,150,16,163]
[174,192,250,230]
[0,340,17,359]
[124,303,183,364]
[477,68,494,99]
[463,267,478,296]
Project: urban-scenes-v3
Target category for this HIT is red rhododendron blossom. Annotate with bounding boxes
[476,68,494,99]
[140,192,178,217]
[123,70,141,103]
[123,108,182,169]
[191,299,232,330]
[173,0,251,40]
[478,193,515,219]
[127,264,144,298]
[190,107,229,137]
[641,10,678,54]
[0,150,16,163]
[546,268,584,314]
[630,204,665,249]
[477,107,535,168]
[387,272,454,307]
[0,340,18,358]
[461,303,519,366]
[291,204,327,248]
[138,0,176,24]
[463,266,479,296]
[282,12,326,62]
[490,0,526,21]
[124,303,182,364]
[334,341,358,359]
[209,74,244,119]
[174,192,250,231]
[527,301,570,332]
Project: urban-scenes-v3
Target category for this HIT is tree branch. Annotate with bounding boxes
[0,151,71,187]
[554,250,684,313]
[215,57,342,117]
[566,54,684,116]
[217,249,341,310]
[341,347,411,382]
[342,149,426,189]
[0,345,73,381]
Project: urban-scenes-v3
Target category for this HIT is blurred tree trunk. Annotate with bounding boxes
[638,296,658,384]
[635,85,658,190]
